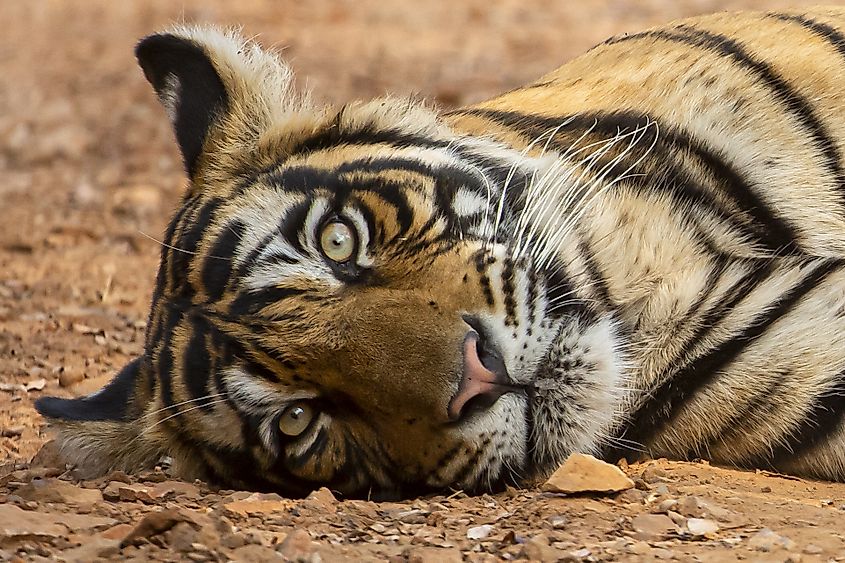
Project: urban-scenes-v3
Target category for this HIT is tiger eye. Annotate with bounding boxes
[278,402,314,437]
[320,221,355,263]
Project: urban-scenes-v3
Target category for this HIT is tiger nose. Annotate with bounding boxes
[447,329,511,422]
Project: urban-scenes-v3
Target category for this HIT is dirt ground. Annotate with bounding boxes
[3,0,845,561]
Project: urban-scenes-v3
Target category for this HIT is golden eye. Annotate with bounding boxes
[320,221,355,263]
[278,402,314,437]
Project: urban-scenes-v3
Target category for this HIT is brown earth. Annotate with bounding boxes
[2,0,845,561]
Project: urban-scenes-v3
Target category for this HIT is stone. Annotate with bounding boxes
[641,466,669,483]
[167,522,199,552]
[521,536,563,561]
[748,528,796,552]
[120,509,198,548]
[276,528,317,561]
[406,546,464,563]
[466,524,494,540]
[686,518,719,537]
[233,544,286,562]
[676,496,732,521]
[223,497,293,518]
[803,544,823,555]
[16,478,102,509]
[303,487,337,514]
[542,453,634,494]
[0,504,66,541]
[58,536,120,562]
[58,369,84,388]
[100,523,135,541]
[25,378,46,391]
[630,513,677,541]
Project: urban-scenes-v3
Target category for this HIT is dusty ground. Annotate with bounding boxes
[3,0,845,561]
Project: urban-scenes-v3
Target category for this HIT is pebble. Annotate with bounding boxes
[120,509,198,548]
[16,478,103,509]
[223,495,293,518]
[630,513,677,541]
[0,426,24,437]
[58,369,84,387]
[466,524,494,540]
[686,518,720,537]
[748,528,797,552]
[543,453,634,494]
[406,546,464,563]
[277,528,318,560]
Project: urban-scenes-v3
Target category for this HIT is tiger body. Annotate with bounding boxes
[37,7,845,497]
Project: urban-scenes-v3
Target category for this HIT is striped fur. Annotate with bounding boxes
[36,8,845,497]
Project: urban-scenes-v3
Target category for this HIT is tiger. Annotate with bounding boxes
[35,7,845,499]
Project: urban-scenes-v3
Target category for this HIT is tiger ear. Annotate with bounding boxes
[136,26,311,181]
[136,33,229,179]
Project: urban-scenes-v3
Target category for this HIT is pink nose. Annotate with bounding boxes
[447,331,510,421]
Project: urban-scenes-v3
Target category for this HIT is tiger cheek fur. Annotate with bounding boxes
[36,7,845,497]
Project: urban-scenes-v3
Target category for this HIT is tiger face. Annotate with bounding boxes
[35,27,627,497]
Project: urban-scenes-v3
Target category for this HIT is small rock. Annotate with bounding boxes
[58,369,84,388]
[466,524,494,540]
[616,488,647,504]
[677,496,732,521]
[303,487,337,514]
[631,513,677,541]
[223,495,292,518]
[120,509,198,548]
[656,499,678,513]
[233,544,287,562]
[276,528,317,560]
[58,536,120,562]
[803,544,823,555]
[1,426,24,437]
[406,546,463,563]
[117,483,155,503]
[641,466,669,483]
[542,453,634,494]
[626,541,652,555]
[521,536,562,561]
[100,523,135,540]
[748,528,797,552]
[168,521,198,552]
[567,548,592,560]
[546,515,567,529]
[17,478,103,508]
[0,504,65,541]
[686,518,719,537]
[25,378,46,391]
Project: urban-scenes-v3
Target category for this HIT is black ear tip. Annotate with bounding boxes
[34,396,74,420]
[134,33,196,90]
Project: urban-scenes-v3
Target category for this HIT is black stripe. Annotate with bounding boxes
[229,286,308,317]
[278,200,312,255]
[621,259,840,453]
[696,371,784,459]
[772,13,845,61]
[287,116,448,158]
[766,371,845,466]
[156,304,185,420]
[183,317,214,412]
[575,231,613,311]
[202,220,245,302]
[614,25,845,201]
[457,108,797,254]
[170,197,223,298]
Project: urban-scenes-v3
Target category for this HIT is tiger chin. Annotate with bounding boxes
[37,8,845,498]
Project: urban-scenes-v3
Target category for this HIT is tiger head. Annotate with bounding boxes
[36,26,628,498]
